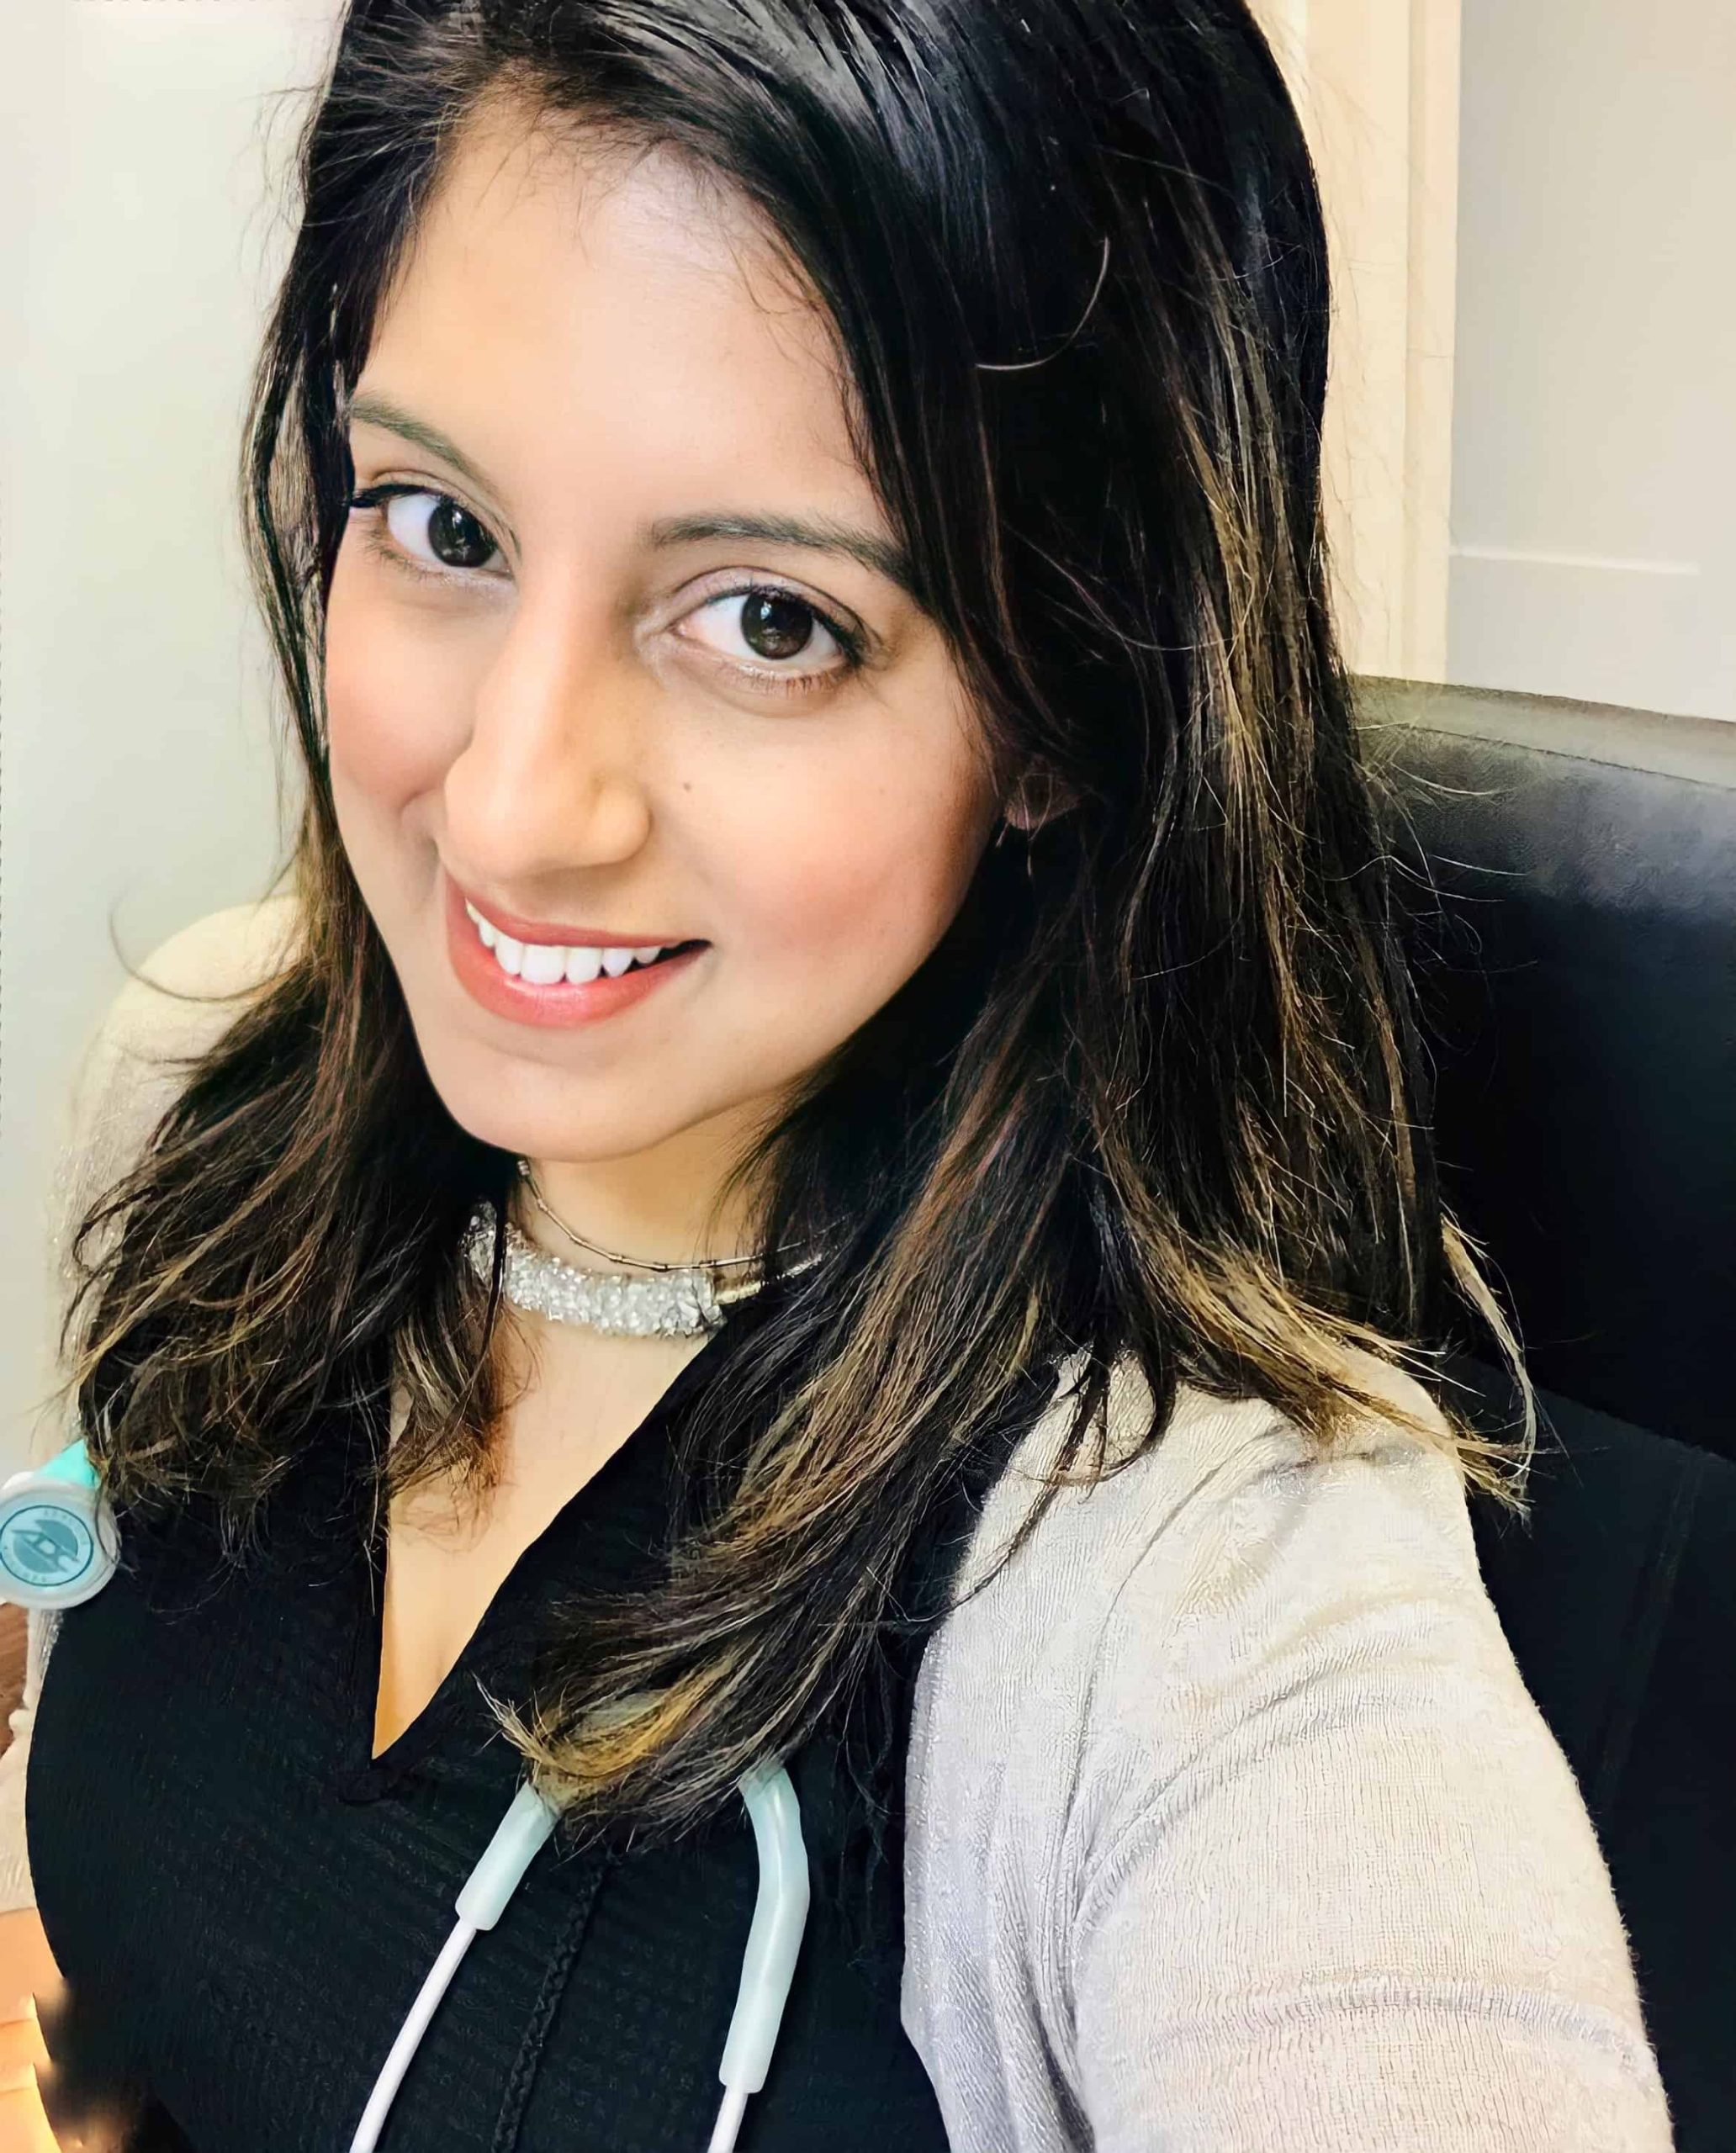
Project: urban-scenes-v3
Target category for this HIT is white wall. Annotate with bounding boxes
[1451,0,1736,718]
[0,1,341,1469]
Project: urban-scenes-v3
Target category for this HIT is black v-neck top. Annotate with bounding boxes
[25,1300,971,2153]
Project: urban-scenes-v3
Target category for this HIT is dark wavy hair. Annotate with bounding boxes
[62,0,1532,1864]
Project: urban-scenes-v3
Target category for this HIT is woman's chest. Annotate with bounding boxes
[23,1472,949,2153]
[372,1464,574,1759]
[373,1330,710,1756]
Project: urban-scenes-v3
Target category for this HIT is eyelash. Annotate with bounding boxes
[345,482,866,701]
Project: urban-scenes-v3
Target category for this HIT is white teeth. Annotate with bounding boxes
[463,899,680,985]
[519,942,567,987]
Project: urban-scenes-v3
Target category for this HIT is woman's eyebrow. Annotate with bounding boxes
[346,393,499,500]
[344,394,915,595]
[648,512,916,597]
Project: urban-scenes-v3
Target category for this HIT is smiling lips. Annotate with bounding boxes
[463,897,685,986]
[443,873,706,1029]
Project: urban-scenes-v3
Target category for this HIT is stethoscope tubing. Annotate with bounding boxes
[1,1445,812,2153]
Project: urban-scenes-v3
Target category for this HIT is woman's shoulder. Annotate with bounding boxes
[907,1346,1506,1849]
[31,893,303,1458]
[77,891,301,1088]
[937,1346,1479,1674]
[0,897,304,1914]
[902,1356,1671,2147]
[55,893,302,1225]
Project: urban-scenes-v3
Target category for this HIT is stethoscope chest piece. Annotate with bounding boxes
[0,1442,121,1609]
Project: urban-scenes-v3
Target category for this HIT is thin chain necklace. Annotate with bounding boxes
[460,1159,824,1339]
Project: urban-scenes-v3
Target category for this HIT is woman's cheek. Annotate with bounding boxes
[325,576,466,807]
[744,774,979,1000]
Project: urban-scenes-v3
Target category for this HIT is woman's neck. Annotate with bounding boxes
[517,1111,770,1273]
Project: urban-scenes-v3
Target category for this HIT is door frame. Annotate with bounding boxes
[1252,0,1462,683]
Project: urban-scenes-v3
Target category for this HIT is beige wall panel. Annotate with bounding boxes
[1251,0,1461,682]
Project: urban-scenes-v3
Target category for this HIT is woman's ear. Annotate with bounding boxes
[1002,765,1079,834]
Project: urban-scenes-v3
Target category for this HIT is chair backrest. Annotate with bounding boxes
[1451,1350,1736,2152]
[1360,678,1736,1457]
[1363,684,1736,2142]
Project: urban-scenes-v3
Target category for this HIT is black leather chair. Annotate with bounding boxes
[1363,676,1736,2153]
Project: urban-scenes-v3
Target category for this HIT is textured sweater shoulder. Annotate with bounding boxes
[0,899,1677,2150]
[901,1358,1674,2149]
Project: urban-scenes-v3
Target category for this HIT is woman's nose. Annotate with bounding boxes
[442,600,655,880]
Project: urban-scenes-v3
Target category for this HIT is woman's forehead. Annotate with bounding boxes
[389,107,825,381]
[421,77,961,408]
[357,112,881,536]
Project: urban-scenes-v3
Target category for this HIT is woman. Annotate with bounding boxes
[0,0,1675,2146]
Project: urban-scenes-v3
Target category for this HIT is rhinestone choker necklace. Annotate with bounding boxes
[460,1163,823,1338]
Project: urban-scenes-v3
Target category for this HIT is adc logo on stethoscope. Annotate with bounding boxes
[0,1446,120,1609]
[0,1502,98,1590]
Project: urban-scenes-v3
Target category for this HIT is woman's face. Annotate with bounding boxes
[324,104,998,1207]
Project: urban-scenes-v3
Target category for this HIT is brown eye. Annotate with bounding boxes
[420,496,497,569]
[739,591,818,660]
[679,587,854,678]
[669,579,866,704]
[349,484,508,582]
[385,490,501,571]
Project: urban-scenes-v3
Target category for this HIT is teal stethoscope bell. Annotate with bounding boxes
[0,1441,119,1609]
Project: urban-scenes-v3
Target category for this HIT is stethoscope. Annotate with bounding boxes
[0,1441,811,2153]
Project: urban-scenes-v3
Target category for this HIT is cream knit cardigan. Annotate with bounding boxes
[0,900,1677,2151]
